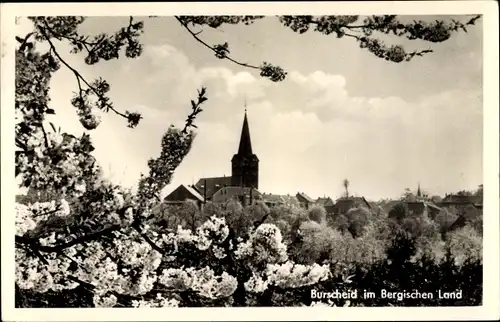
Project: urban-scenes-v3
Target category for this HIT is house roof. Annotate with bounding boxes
[442,194,482,205]
[213,186,262,199]
[262,194,284,203]
[316,197,334,207]
[296,192,315,203]
[334,196,372,209]
[195,176,232,199]
[164,184,205,203]
[423,201,443,211]
[448,205,481,231]
[262,194,300,206]
[184,185,205,202]
[282,195,300,206]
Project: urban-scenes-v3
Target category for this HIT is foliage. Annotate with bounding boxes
[307,205,326,224]
[344,206,371,238]
[14,15,482,308]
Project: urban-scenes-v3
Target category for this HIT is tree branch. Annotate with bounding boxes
[39,20,129,120]
[16,224,121,253]
[175,16,260,70]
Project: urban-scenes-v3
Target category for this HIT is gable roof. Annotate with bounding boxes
[195,176,232,199]
[316,197,334,207]
[164,184,205,203]
[262,193,285,204]
[184,185,205,202]
[261,193,301,207]
[296,192,315,203]
[334,196,372,209]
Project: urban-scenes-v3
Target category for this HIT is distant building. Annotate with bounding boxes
[212,186,262,206]
[163,184,205,209]
[296,192,315,210]
[194,176,232,202]
[406,201,444,220]
[261,193,301,208]
[316,197,335,214]
[387,200,445,221]
[447,203,482,232]
[440,193,482,209]
[333,196,372,215]
[165,108,260,207]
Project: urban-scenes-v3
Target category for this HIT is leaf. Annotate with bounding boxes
[46,108,55,115]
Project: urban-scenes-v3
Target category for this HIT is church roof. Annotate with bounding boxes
[195,176,232,199]
[214,186,262,198]
[237,111,253,155]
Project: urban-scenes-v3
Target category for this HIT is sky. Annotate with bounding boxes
[15,15,483,201]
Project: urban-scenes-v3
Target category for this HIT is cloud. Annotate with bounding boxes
[37,34,481,200]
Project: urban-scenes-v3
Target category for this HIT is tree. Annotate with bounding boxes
[345,206,371,238]
[14,15,481,307]
[342,178,350,198]
[307,205,327,224]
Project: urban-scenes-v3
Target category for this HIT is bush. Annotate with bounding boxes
[307,205,326,224]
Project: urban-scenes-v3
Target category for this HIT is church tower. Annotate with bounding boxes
[231,109,259,189]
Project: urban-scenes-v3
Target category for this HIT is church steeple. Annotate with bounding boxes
[231,105,259,189]
[237,110,253,155]
[417,182,422,198]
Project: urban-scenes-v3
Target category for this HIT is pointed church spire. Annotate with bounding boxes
[417,182,422,198]
[237,107,253,155]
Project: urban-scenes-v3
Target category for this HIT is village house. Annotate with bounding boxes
[315,196,335,214]
[211,186,262,206]
[332,196,372,215]
[261,193,301,208]
[163,184,205,209]
[296,192,315,210]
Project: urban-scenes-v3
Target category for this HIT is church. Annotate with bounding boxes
[164,108,264,207]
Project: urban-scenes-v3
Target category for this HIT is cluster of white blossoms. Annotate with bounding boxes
[16,130,96,197]
[15,248,78,293]
[160,216,230,253]
[158,266,237,299]
[243,261,331,293]
[93,292,118,308]
[70,236,164,299]
[196,216,230,244]
[244,273,269,293]
[235,223,288,266]
[265,261,331,289]
[131,293,180,308]
[16,199,71,236]
[212,245,227,259]
[114,235,162,271]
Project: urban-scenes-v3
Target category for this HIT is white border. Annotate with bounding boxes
[1,1,499,321]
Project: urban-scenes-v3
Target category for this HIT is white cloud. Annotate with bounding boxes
[36,35,481,200]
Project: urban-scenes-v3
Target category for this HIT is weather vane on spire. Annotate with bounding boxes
[244,97,247,113]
